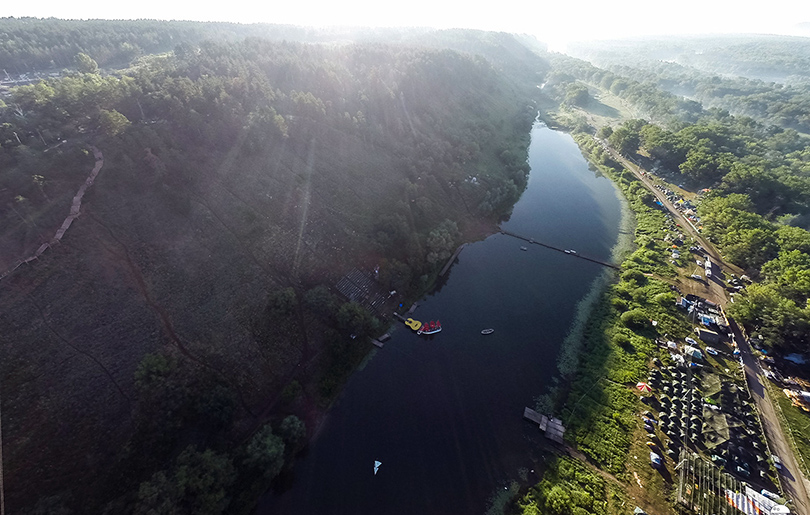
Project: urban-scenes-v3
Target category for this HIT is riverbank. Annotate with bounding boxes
[511,130,690,515]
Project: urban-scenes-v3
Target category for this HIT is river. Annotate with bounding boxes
[261,123,625,514]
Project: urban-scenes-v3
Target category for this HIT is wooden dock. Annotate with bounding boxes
[439,243,468,276]
[371,332,391,349]
[524,407,566,444]
[501,230,620,270]
[524,407,548,430]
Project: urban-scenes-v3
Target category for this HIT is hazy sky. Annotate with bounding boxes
[6,0,810,49]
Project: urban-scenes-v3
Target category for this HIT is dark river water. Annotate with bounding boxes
[262,123,624,514]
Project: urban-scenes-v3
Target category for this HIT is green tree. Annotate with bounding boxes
[267,287,297,317]
[74,52,98,73]
[426,219,460,265]
[608,126,640,155]
[135,447,235,515]
[279,415,306,447]
[243,425,285,479]
[545,485,573,515]
[761,250,810,302]
[564,83,590,106]
[620,308,648,329]
[98,109,130,136]
[336,302,377,337]
[596,125,613,139]
[776,225,810,254]
[303,285,338,319]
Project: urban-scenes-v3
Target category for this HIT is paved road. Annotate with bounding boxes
[599,138,810,513]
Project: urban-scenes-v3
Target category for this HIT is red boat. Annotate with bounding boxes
[417,320,442,335]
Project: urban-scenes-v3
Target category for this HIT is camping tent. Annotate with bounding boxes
[637,382,652,393]
[683,345,704,360]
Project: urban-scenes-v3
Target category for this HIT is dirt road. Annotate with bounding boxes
[731,319,810,515]
[599,138,810,514]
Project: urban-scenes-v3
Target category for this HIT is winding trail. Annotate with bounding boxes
[1,147,104,280]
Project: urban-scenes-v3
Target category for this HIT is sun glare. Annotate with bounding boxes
[4,0,810,44]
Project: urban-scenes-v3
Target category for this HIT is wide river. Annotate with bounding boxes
[262,123,625,514]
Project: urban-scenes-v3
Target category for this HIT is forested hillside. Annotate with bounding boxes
[566,36,810,133]
[568,35,810,83]
[0,18,321,71]
[0,28,547,513]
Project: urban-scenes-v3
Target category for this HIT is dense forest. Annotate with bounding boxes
[565,36,810,133]
[567,35,810,84]
[0,21,548,514]
[599,114,810,349]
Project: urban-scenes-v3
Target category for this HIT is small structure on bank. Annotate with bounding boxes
[523,407,566,444]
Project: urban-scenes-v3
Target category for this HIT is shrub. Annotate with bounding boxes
[620,308,648,328]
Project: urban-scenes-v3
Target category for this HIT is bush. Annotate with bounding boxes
[620,269,646,284]
[620,308,648,328]
[611,297,629,311]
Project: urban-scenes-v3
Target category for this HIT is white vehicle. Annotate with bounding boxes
[772,454,782,470]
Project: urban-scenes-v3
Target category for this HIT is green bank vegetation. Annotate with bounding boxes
[518,49,810,514]
[515,456,625,515]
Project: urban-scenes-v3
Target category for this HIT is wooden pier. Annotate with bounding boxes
[524,407,548,430]
[439,243,468,276]
[501,230,620,270]
[524,407,566,444]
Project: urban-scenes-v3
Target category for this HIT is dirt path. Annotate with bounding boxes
[732,319,810,515]
[1,146,104,280]
[600,138,810,514]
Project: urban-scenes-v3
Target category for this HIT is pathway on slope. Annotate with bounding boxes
[0,147,104,280]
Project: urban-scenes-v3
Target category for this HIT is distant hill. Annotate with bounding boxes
[0,24,548,513]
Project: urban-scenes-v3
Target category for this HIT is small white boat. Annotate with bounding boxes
[374,460,382,475]
[520,246,528,251]
[481,328,494,335]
